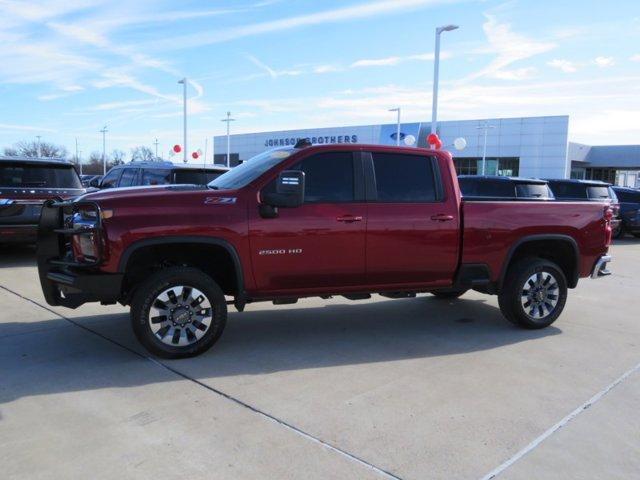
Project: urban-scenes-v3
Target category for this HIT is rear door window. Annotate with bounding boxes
[118,168,139,187]
[173,170,222,184]
[141,169,172,186]
[371,153,437,202]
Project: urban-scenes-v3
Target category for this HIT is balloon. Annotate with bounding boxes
[192,152,199,159]
[427,133,440,145]
[403,134,416,146]
[453,137,467,151]
[173,144,181,153]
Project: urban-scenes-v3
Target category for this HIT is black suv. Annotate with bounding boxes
[91,161,229,189]
[546,179,622,236]
[0,156,85,244]
[457,175,554,200]
[612,186,640,238]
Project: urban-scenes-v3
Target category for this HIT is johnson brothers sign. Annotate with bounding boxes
[264,134,358,147]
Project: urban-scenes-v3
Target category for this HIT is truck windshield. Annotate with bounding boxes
[208,149,293,190]
[0,163,82,189]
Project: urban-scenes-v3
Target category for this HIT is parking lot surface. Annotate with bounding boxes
[1,241,639,479]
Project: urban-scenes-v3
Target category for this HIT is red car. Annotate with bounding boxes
[1,156,85,244]
[37,143,613,358]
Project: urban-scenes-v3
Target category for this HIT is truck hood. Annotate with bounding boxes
[76,184,209,202]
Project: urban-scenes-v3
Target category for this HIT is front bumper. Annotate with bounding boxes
[591,255,612,279]
[37,200,123,308]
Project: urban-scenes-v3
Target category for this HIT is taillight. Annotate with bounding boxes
[604,207,612,246]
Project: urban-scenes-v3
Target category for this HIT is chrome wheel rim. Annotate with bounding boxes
[148,286,212,347]
[521,272,559,320]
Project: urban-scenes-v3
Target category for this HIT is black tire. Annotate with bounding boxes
[612,224,625,239]
[431,289,468,300]
[498,257,567,329]
[131,267,227,359]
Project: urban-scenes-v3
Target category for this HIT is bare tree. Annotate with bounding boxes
[130,146,155,162]
[2,147,18,156]
[4,140,67,158]
[80,151,106,175]
[111,149,126,165]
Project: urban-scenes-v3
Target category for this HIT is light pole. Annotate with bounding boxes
[79,150,82,175]
[153,138,159,160]
[389,107,401,146]
[221,111,235,168]
[36,135,42,157]
[477,121,496,175]
[99,126,108,175]
[75,137,81,175]
[431,24,459,145]
[178,78,188,163]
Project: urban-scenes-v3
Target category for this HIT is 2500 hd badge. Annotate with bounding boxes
[258,248,303,255]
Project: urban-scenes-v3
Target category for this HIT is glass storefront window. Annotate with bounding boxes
[453,157,519,177]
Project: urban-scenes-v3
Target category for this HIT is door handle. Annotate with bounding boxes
[336,215,363,223]
[430,214,454,222]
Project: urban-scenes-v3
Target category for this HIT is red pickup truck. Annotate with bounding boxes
[37,144,613,358]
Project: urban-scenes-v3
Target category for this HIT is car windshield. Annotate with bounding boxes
[208,148,293,190]
[0,162,82,189]
[587,186,611,199]
[516,183,552,198]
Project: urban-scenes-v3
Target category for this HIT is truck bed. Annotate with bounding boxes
[461,200,610,284]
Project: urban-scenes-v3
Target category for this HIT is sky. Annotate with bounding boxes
[0,0,639,161]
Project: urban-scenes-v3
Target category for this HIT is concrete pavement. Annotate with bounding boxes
[1,241,639,479]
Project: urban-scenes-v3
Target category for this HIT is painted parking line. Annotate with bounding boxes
[0,284,403,480]
[479,359,640,480]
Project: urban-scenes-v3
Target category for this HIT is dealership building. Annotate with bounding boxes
[213,115,640,186]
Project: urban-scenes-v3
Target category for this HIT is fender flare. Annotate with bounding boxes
[499,234,580,289]
[118,236,245,295]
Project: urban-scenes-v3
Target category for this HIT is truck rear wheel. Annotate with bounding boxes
[498,257,567,329]
[131,267,227,359]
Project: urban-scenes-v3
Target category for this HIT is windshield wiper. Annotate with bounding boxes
[207,185,219,190]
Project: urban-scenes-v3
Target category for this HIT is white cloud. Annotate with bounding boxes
[350,52,448,68]
[465,14,556,81]
[246,55,304,79]
[594,56,615,67]
[631,54,640,62]
[0,123,56,133]
[548,59,578,73]
[143,0,449,51]
[313,64,341,74]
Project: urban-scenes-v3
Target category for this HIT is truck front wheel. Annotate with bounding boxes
[498,257,567,329]
[131,267,227,359]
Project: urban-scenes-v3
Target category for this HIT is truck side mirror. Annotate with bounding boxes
[263,170,305,208]
[89,177,102,189]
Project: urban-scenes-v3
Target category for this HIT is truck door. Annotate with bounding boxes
[248,151,366,292]
[364,151,459,286]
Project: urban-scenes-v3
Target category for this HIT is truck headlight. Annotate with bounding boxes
[70,205,104,263]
